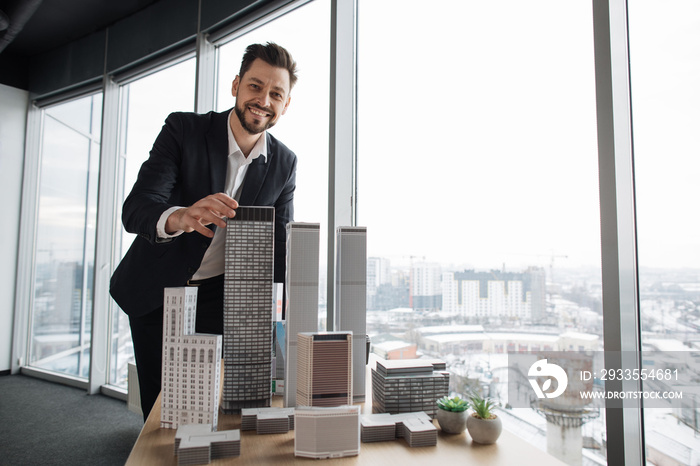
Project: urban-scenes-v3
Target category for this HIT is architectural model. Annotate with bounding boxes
[241,407,295,433]
[174,424,241,465]
[361,412,438,447]
[161,287,222,430]
[283,222,320,407]
[335,226,367,401]
[371,358,449,419]
[297,331,352,407]
[222,206,275,413]
[294,405,361,459]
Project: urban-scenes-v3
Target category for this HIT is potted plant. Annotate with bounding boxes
[466,393,502,444]
[436,395,469,434]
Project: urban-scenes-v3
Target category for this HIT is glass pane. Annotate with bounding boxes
[109,58,196,388]
[216,0,330,324]
[31,93,102,379]
[359,1,605,464]
[628,1,700,462]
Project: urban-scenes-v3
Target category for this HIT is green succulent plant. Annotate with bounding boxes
[436,395,469,413]
[468,393,497,420]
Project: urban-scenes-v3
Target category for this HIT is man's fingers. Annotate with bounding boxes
[193,195,238,219]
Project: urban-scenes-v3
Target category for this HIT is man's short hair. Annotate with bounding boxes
[239,42,298,90]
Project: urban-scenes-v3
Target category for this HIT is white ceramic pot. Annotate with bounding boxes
[436,408,467,434]
[466,413,502,444]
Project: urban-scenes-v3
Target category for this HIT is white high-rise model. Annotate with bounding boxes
[161,287,222,429]
[222,206,275,413]
[283,222,320,407]
[335,226,367,401]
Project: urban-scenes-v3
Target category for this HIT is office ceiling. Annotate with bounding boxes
[0,0,159,57]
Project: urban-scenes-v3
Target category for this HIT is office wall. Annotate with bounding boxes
[0,83,28,373]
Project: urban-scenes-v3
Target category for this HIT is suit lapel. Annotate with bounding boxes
[239,135,273,205]
[207,110,230,193]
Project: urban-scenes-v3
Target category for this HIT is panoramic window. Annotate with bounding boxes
[216,0,331,323]
[30,93,102,379]
[358,1,604,464]
[628,1,700,463]
[109,58,196,388]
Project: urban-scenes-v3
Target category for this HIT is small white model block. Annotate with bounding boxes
[240,407,295,433]
[335,227,367,402]
[174,424,241,465]
[284,222,320,408]
[361,412,437,447]
[294,405,361,459]
[161,287,222,430]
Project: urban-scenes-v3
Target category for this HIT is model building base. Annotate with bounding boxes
[294,406,360,459]
[174,424,241,465]
[241,407,295,433]
[361,412,438,447]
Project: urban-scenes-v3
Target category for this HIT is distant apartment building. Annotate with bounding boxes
[442,267,546,321]
[335,227,367,402]
[222,206,275,413]
[367,257,391,310]
[410,262,442,311]
[284,223,321,408]
[161,287,222,430]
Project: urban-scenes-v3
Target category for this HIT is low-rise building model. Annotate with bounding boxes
[241,407,295,434]
[371,358,449,419]
[294,405,361,459]
[361,412,438,447]
[174,424,241,465]
[161,287,222,430]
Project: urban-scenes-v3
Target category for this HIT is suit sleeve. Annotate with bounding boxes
[122,112,184,245]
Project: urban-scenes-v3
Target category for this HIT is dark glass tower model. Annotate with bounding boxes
[335,227,367,401]
[222,206,275,413]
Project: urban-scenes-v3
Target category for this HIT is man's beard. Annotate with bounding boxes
[234,100,276,135]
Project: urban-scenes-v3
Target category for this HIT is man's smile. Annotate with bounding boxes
[248,106,272,118]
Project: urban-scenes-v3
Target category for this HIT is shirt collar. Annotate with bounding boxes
[227,109,268,163]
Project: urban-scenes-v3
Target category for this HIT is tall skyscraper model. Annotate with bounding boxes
[335,227,367,401]
[284,222,320,407]
[161,287,222,429]
[222,206,275,413]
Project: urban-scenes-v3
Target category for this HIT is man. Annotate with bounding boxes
[110,42,298,420]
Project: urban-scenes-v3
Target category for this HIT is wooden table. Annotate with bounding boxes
[126,362,566,465]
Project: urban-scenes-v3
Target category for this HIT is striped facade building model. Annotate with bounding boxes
[335,226,367,401]
[222,206,275,413]
[296,331,352,407]
[161,287,222,429]
[283,222,321,408]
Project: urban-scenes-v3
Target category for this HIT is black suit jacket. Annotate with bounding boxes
[110,109,297,317]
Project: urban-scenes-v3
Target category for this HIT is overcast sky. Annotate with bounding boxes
[114,0,699,273]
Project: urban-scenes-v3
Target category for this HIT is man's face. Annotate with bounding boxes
[232,58,292,135]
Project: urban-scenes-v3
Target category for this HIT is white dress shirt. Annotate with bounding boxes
[156,109,268,280]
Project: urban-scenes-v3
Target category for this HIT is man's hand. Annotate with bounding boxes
[165,193,238,238]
